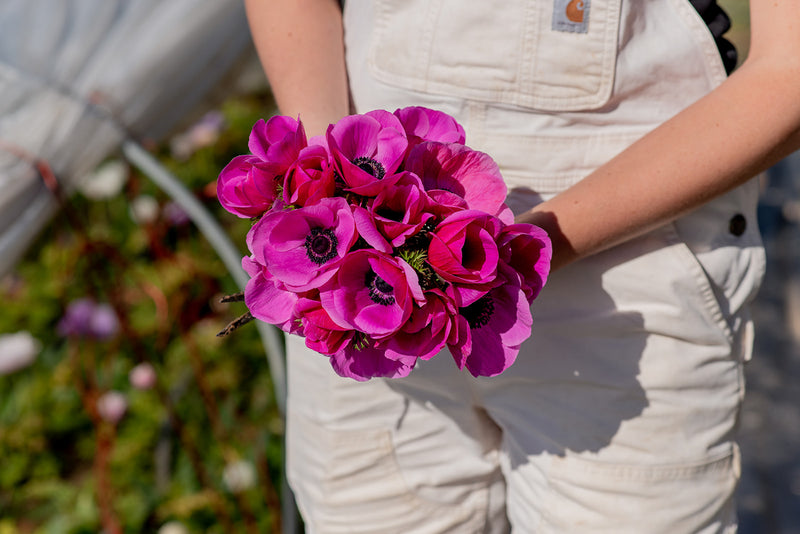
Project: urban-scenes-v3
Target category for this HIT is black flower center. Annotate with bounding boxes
[304,227,338,265]
[352,157,386,179]
[365,269,395,306]
[376,207,405,222]
[461,295,494,329]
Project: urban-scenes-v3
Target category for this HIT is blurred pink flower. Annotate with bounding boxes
[170,111,226,160]
[129,362,157,390]
[97,391,128,424]
[89,303,120,340]
[162,201,190,226]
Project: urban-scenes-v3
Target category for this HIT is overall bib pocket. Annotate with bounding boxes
[367,0,622,111]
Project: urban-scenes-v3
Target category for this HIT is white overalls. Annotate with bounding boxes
[285,1,766,532]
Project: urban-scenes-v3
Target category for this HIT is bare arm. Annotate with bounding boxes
[518,0,800,270]
[244,0,350,136]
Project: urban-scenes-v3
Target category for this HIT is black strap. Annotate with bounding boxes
[689,0,738,74]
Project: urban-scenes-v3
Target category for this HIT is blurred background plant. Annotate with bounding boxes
[0,89,286,534]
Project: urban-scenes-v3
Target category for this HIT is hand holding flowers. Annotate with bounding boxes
[217,107,551,380]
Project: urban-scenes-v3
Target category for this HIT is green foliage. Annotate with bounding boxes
[0,90,286,533]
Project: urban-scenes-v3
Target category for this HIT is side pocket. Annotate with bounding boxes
[539,446,740,533]
[663,222,735,345]
[289,419,485,533]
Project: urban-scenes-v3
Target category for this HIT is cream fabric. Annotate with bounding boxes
[286,0,764,531]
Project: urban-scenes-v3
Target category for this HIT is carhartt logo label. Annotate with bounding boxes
[566,0,585,22]
[553,0,590,33]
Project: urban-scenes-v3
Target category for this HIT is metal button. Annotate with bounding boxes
[729,214,747,236]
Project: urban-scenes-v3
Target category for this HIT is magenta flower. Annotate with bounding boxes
[498,223,552,302]
[361,172,435,248]
[405,142,507,217]
[449,266,533,377]
[329,338,417,381]
[393,106,466,150]
[282,144,336,207]
[217,155,281,218]
[381,288,457,362]
[218,107,552,381]
[319,250,423,338]
[427,210,502,297]
[294,297,353,355]
[247,197,357,292]
[248,115,307,173]
[326,110,408,195]
[242,261,300,332]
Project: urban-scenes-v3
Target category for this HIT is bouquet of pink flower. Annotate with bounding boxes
[217,107,551,381]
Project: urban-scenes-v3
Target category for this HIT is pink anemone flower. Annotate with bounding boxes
[405,142,507,217]
[329,338,418,381]
[497,223,553,302]
[381,288,457,362]
[319,250,423,338]
[282,144,336,207]
[247,197,357,292]
[449,265,533,377]
[326,110,408,196]
[248,115,307,173]
[242,256,300,332]
[355,172,434,252]
[217,155,281,218]
[393,106,466,151]
[292,297,353,355]
[427,210,502,299]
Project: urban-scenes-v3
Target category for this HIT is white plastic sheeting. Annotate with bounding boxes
[0,0,254,276]
[0,4,297,528]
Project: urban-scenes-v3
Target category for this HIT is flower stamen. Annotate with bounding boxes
[365,270,395,306]
[461,296,494,329]
[304,227,338,265]
[352,157,386,179]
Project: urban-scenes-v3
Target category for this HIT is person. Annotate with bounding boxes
[244,0,800,531]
